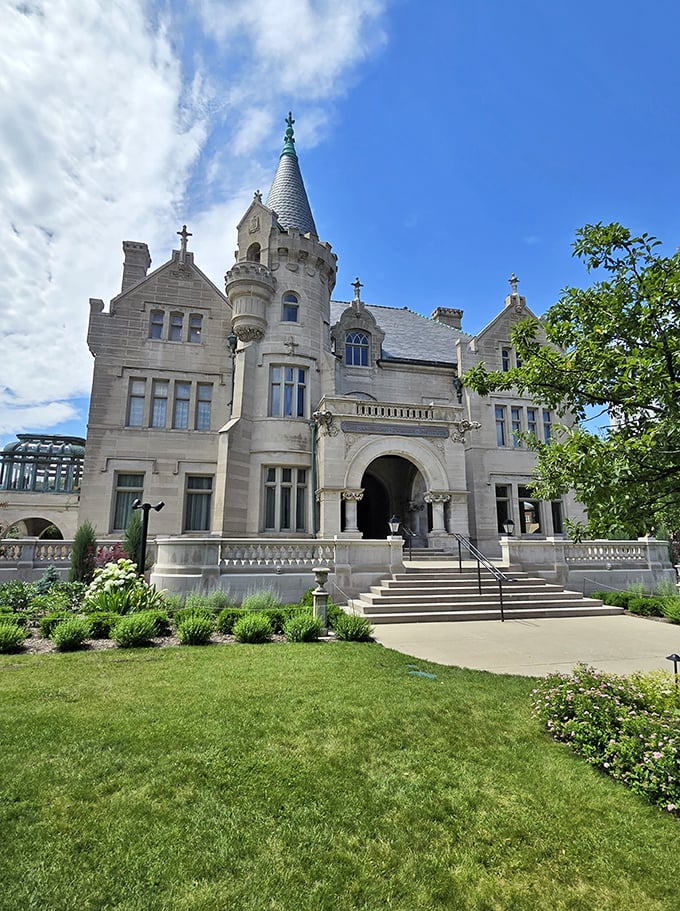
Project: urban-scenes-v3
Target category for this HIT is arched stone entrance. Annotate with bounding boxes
[356,455,428,542]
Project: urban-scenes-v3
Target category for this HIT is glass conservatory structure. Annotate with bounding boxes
[0,435,85,494]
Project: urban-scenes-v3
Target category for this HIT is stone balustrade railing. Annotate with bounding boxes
[564,542,648,564]
[219,540,336,568]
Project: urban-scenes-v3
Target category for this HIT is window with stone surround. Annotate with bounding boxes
[518,485,542,534]
[188,314,203,343]
[150,380,169,428]
[113,473,144,531]
[126,379,146,427]
[195,383,212,431]
[269,366,307,418]
[345,331,370,366]
[263,467,307,532]
[149,310,164,339]
[173,381,191,429]
[282,292,299,322]
[184,475,213,531]
[169,312,184,342]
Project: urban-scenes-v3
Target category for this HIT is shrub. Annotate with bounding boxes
[0,610,27,630]
[333,613,374,642]
[533,664,680,814]
[284,613,323,642]
[327,601,343,629]
[627,595,665,617]
[0,622,27,654]
[84,559,166,615]
[51,617,91,652]
[94,542,128,569]
[30,592,73,618]
[0,580,35,613]
[241,590,281,613]
[216,608,246,634]
[40,611,73,638]
[163,593,185,614]
[69,520,97,584]
[123,510,144,570]
[145,610,171,636]
[52,581,88,610]
[34,565,61,595]
[232,612,273,644]
[185,591,235,613]
[111,613,156,648]
[173,606,214,630]
[87,611,119,639]
[661,597,680,623]
[176,615,213,646]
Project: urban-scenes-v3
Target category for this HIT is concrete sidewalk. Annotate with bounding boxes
[372,613,680,677]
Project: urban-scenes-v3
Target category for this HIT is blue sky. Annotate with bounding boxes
[3,0,680,448]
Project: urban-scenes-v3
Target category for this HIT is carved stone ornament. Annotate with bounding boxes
[248,214,260,234]
[424,492,451,505]
[342,489,364,502]
[312,409,339,436]
[450,419,482,443]
[170,263,194,280]
[234,325,264,342]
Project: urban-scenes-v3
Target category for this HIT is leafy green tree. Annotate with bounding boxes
[69,520,97,584]
[464,223,680,538]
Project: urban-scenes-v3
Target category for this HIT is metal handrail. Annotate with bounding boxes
[401,524,416,561]
[452,533,515,622]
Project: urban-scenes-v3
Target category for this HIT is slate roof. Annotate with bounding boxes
[266,120,317,236]
[330,301,471,365]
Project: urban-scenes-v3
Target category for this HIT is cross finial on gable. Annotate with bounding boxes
[352,277,363,301]
[177,225,193,262]
[508,273,519,295]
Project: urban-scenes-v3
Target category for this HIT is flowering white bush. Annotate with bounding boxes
[84,559,165,614]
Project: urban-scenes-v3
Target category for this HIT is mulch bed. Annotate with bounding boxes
[14,631,292,656]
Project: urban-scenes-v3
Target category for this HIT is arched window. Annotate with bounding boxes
[345,331,369,366]
[282,292,299,322]
[246,243,261,262]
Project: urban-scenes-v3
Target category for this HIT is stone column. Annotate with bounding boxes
[341,489,364,536]
[424,492,450,533]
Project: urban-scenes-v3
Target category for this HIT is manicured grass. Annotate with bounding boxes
[1,643,679,911]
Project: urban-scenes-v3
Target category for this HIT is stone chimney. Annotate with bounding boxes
[431,307,463,330]
[121,241,151,293]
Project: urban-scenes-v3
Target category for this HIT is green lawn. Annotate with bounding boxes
[0,642,678,911]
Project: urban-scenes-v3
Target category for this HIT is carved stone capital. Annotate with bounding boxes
[424,491,451,505]
[234,325,264,342]
[313,409,338,436]
[342,489,364,502]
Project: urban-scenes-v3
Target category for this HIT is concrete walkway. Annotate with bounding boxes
[372,613,680,677]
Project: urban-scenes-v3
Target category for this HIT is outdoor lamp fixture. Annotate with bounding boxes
[131,499,165,577]
[666,653,680,690]
[502,518,515,536]
[227,330,238,354]
[388,515,400,535]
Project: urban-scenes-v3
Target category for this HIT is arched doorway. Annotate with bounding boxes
[356,455,428,542]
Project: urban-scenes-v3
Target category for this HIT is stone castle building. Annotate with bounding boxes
[76,114,583,559]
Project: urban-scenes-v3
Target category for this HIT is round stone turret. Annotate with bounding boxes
[225,261,276,342]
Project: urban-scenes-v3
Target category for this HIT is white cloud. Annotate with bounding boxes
[0,0,389,447]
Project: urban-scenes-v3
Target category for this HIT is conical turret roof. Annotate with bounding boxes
[265,113,317,236]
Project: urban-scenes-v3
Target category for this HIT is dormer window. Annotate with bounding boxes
[501,346,522,371]
[282,293,299,322]
[345,331,369,366]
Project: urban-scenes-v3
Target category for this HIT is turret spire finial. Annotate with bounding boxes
[281,112,297,158]
[508,273,519,295]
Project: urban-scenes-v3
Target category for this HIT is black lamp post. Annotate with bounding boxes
[227,330,238,414]
[502,518,515,536]
[666,653,680,691]
[131,499,165,576]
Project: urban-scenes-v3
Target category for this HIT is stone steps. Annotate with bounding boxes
[349,565,623,624]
